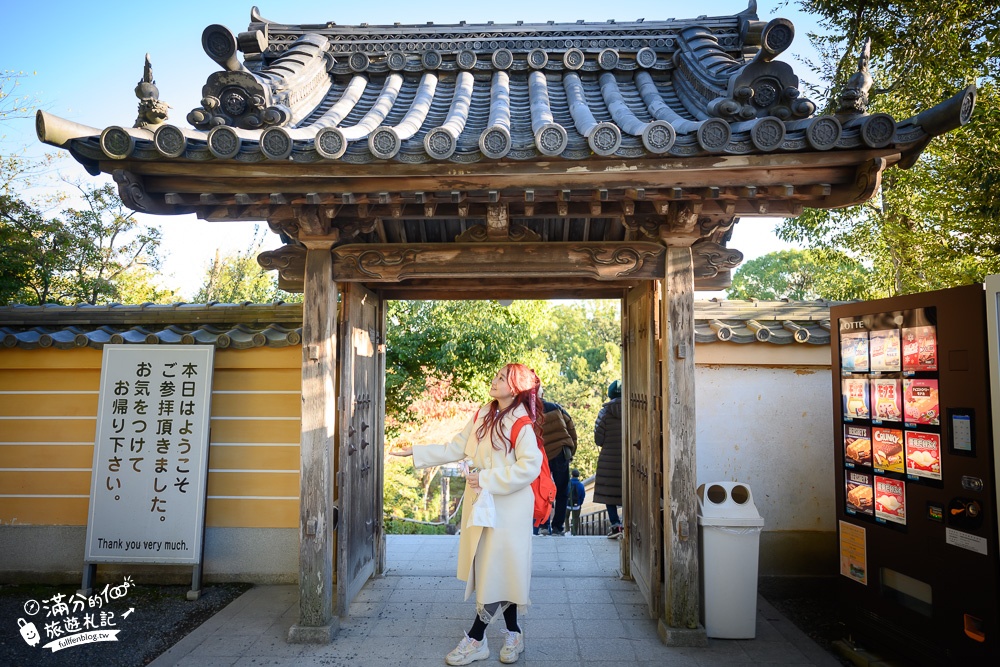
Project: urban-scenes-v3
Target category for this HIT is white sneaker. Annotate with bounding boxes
[446,633,489,665]
[500,628,524,664]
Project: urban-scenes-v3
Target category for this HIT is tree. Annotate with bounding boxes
[0,182,171,305]
[384,299,542,436]
[60,183,169,304]
[381,299,623,529]
[777,1,1000,295]
[727,249,874,300]
[191,232,304,303]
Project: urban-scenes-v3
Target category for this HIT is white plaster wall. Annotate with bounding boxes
[695,364,836,533]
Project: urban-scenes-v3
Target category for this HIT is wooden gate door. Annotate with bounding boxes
[623,282,663,616]
[336,283,385,614]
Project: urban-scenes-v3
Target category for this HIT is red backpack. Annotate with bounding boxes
[511,415,556,528]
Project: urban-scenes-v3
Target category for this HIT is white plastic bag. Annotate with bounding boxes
[470,489,496,528]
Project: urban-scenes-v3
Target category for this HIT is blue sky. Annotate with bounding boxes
[3,1,820,298]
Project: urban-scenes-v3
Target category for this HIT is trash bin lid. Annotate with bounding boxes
[697,481,764,523]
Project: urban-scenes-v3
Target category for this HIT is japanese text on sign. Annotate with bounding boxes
[85,346,214,565]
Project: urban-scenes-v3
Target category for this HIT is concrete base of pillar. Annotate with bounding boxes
[287,620,340,644]
[657,619,708,647]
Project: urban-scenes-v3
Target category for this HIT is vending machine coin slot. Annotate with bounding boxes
[947,498,984,530]
[965,614,986,643]
[961,475,984,493]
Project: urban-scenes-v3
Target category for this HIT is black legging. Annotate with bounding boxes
[468,602,519,640]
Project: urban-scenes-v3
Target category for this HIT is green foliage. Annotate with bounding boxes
[384,300,544,436]
[382,299,622,531]
[191,231,302,304]
[777,1,1000,295]
[0,182,170,305]
[727,249,874,300]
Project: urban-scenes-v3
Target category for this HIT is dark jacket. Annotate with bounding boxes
[541,401,577,461]
[592,397,622,505]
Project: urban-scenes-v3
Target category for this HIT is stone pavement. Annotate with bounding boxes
[150,534,842,666]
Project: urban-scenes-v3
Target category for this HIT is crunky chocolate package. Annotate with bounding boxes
[871,427,905,474]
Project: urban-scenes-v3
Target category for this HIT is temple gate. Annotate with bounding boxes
[37,1,973,645]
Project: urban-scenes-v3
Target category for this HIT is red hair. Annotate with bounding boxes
[477,363,544,452]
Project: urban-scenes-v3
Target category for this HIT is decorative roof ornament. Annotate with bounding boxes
[705,19,816,121]
[186,24,329,131]
[837,37,873,116]
[133,54,170,129]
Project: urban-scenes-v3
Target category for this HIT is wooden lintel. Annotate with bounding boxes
[332,242,666,283]
[275,269,732,296]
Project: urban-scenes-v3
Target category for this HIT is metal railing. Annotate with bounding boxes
[572,508,613,536]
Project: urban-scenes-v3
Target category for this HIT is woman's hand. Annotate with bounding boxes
[388,446,413,457]
[466,470,481,493]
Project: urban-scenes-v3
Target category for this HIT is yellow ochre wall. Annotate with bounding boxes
[0,346,302,530]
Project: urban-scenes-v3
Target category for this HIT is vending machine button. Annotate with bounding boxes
[967,501,981,518]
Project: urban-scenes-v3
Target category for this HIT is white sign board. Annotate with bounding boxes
[84,345,214,564]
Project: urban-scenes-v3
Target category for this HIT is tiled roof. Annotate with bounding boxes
[693,299,834,344]
[0,303,302,350]
[36,5,974,168]
[0,300,833,350]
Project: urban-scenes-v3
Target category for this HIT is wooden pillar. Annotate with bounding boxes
[657,247,707,647]
[288,239,340,643]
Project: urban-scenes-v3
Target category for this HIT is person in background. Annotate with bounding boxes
[593,380,624,538]
[567,468,586,536]
[536,395,578,536]
[390,363,543,665]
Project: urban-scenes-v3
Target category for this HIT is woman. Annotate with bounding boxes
[391,363,544,665]
[593,380,624,537]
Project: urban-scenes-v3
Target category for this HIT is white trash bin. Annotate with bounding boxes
[697,481,765,639]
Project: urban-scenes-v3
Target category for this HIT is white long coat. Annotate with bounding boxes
[412,403,543,610]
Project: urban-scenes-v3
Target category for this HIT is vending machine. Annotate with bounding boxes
[832,281,1000,664]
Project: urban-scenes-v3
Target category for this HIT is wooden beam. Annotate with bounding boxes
[657,246,706,647]
[332,242,666,283]
[288,239,340,644]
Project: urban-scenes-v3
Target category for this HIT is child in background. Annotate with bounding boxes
[567,469,586,536]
